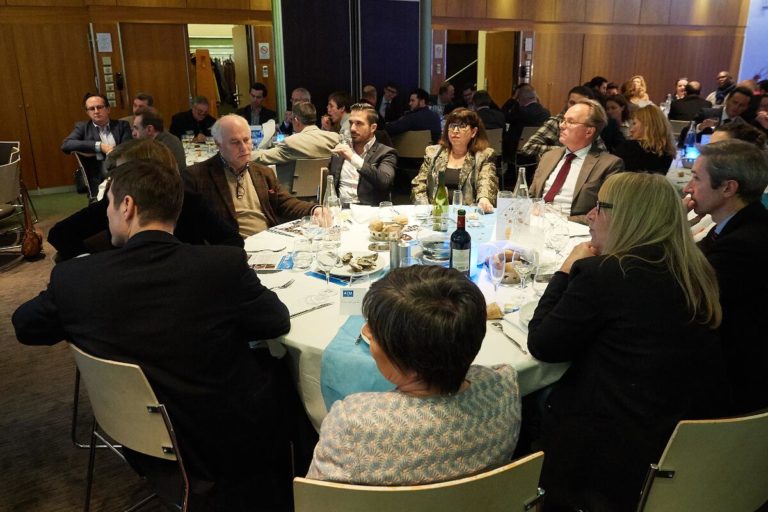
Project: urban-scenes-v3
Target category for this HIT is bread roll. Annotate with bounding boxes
[486,302,503,320]
[369,219,384,232]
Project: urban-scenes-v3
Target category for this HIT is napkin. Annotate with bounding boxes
[320,315,393,410]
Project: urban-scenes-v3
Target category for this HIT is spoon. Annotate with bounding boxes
[490,321,528,354]
[269,279,295,291]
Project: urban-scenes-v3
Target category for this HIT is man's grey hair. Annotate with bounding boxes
[211,114,248,143]
[293,102,317,126]
[192,96,210,107]
[292,87,311,103]
[699,139,768,203]
[517,85,537,104]
[576,99,607,136]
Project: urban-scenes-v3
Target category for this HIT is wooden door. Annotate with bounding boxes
[0,28,37,188]
[531,32,584,114]
[13,23,95,188]
[484,31,517,107]
[120,23,191,129]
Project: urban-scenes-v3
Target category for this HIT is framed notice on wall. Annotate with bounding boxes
[258,43,270,60]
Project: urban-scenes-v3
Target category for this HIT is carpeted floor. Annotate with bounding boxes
[0,191,169,512]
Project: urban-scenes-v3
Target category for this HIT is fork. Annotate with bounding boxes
[247,246,287,253]
[490,322,528,354]
[269,279,295,290]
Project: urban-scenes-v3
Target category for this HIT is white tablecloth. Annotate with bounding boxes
[246,206,571,430]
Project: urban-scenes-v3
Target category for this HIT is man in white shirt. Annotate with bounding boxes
[328,103,397,206]
[530,99,624,224]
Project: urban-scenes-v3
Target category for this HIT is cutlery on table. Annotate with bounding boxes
[490,321,528,355]
[247,246,287,253]
[268,279,295,290]
[290,302,333,318]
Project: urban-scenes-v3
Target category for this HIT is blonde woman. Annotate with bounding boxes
[411,108,498,212]
[528,172,726,512]
[631,74,652,103]
[613,104,677,173]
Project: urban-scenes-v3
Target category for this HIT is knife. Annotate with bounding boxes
[290,302,333,318]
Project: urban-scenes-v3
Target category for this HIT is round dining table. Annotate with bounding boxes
[245,205,572,430]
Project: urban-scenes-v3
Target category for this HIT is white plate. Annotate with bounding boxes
[519,301,537,329]
[327,251,386,277]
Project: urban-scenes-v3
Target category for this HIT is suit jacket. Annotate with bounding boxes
[528,247,727,510]
[504,102,551,158]
[476,107,506,130]
[12,231,293,485]
[411,145,498,207]
[183,154,316,232]
[61,119,133,181]
[698,202,768,415]
[48,191,243,261]
[329,141,397,205]
[530,145,624,223]
[236,105,278,126]
[668,95,711,121]
[385,107,442,143]
[155,131,187,173]
[169,109,216,139]
[375,96,404,123]
[252,125,340,166]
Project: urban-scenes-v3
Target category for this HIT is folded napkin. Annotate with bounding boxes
[320,315,394,411]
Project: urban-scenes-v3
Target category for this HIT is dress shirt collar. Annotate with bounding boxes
[566,143,592,160]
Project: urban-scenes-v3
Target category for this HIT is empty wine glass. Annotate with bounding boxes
[512,249,536,290]
[487,249,507,302]
[545,220,570,259]
[308,242,340,303]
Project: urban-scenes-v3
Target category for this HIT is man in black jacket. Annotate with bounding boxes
[669,81,712,121]
[236,82,277,126]
[61,93,132,198]
[684,139,768,415]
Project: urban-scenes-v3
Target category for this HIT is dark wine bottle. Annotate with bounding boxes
[450,209,471,276]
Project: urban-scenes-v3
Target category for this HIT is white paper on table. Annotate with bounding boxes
[350,204,374,224]
[248,252,282,270]
[259,120,276,148]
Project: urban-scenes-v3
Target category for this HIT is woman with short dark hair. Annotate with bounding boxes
[411,108,498,212]
[307,265,521,485]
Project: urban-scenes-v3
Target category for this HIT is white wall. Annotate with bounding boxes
[739,0,768,81]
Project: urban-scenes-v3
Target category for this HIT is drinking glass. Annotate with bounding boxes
[301,215,324,241]
[511,249,536,289]
[310,242,340,301]
[487,249,507,302]
[292,237,313,270]
[378,201,395,222]
[545,220,570,259]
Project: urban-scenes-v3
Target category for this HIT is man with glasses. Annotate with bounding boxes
[376,83,403,123]
[184,114,324,238]
[683,139,768,415]
[279,87,312,136]
[169,96,216,143]
[62,92,133,199]
[530,99,624,224]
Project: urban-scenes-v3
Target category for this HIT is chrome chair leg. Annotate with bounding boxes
[72,369,115,450]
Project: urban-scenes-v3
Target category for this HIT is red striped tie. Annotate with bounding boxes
[543,153,577,203]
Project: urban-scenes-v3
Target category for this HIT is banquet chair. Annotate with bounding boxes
[0,141,20,165]
[635,411,768,512]
[292,157,331,198]
[391,130,432,159]
[486,128,506,189]
[293,451,545,512]
[70,344,190,512]
[0,154,24,251]
[73,152,95,201]
[318,167,329,203]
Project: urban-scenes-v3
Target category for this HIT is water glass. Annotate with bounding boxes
[487,249,507,303]
[293,237,313,270]
[379,201,395,222]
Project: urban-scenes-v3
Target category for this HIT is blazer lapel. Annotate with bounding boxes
[248,164,278,226]
[573,149,598,200]
[210,159,237,220]
[532,147,565,196]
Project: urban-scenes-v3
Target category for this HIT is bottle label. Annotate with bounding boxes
[451,249,470,272]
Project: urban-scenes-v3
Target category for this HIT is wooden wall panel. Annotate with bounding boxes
[116,0,184,7]
[7,0,82,5]
[531,32,584,113]
[91,22,130,119]
[431,30,448,94]
[639,0,670,24]
[611,0,642,24]
[534,0,586,22]
[186,0,249,8]
[0,27,37,187]
[581,34,638,89]
[252,24,276,112]
[438,0,487,19]
[669,0,740,27]
[483,31,516,106]
[13,23,95,188]
[585,0,614,24]
[120,23,190,129]
[486,0,532,20]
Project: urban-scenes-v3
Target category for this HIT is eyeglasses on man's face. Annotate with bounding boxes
[447,122,470,132]
[560,118,588,128]
[595,200,613,214]
[86,104,108,112]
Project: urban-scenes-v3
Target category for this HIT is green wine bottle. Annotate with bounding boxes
[432,171,449,219]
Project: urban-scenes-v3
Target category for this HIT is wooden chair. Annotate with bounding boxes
[70,344,190,512]
[293,451,545,512]
[391,130,432,159]
[636,411,768,512]
[318,167,330,203]
[292,157,331,198]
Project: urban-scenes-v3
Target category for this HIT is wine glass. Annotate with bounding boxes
[545,220,570,259]
[487,249,507,302]
[511,249,536,290]
[308,242,340,303]
[302,215,324,241]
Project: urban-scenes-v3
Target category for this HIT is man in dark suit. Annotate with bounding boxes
[694,86,753,136]
[530,99,624,224]
[376,82,404,123]
[169,96,216,143]
[184,114,324,237]
[669,81,712,121]
[61,93,132,199]
[683,139,768,415]
[13,159,302,509]
[236,82,277,127]
[329,103,397,206]
[473,90,505,130]
[385,88,442,143]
